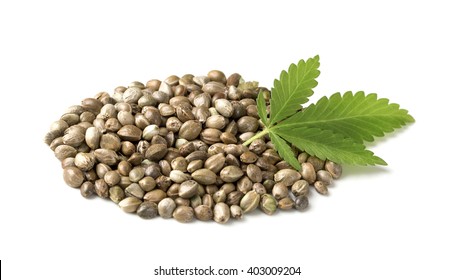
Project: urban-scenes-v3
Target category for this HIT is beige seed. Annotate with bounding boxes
[291,180,309,197]
[169,170,191,183]
[179,120,202,140]
[118,197,142,213]
[272,182,289,200]
[214,99,234,117]
[325,160,342,179]
[125,183,145,199]
[74,152,96,171]
[213,202,230,224]
[314,181,329,195]
[204,153,226,174]
[94,149,118,165]
[317,170,333,185]
[274,169,301,187]
[301,162,316,184]
[191,169,217,185]
[158,198,176,218]
[94,179,109,198]
[173,206,194,223]
[85,127,102,150]
[178,180,200,199]
[143,189,167,203]
[62,166,84,188]
[278,197,295,210]
[194,205,213,221]
[230,205,243,219]
[145,144,168,161]
[117,125,142,141]
[138,176,156,192]
[220,165,244,183]
[104,170,121,186]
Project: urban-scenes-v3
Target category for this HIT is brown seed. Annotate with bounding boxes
[81,98,103,113]
[63,166,84,188]
[173,206,194,223]
[226,191,244,206]
[63,131,85,147]
[252,183,266,195]
[80,181,95,198]
[94,149,118,165]
[301,162,316,184]
[227,73,241,87]
[220,165,244,183]
[129,166,145,182]
[206,115,227,129]
[202,194,215,209]
[109,186,125,204]
[307,156,325,172]
[143,189,167,203]
[187,159,203,173]
[179,180,200,199]
[246,164,263,183]
[272,182,289,200]
[249,139,267,155]
[298,152,309,164]
[291,180,309,197]
[213,202,230,224]
[54,145,77,161]
[118,197,142,213]
[237,116,259,133]
[94,179,109,198]
[204,153,226,174]
[104,170,121,186]
[145,144,168,161]
[213,190,227,203]
[125,183,145,199]
[171,157,188,172]
[274,169,301,187]
[128,152,144,166]
[179,120,202,140]
[74,152,96,171]
[200,128,222,144]
[237,176,253,194]
[230,205,243,219]
[317,170,333,185]
[137,201,158,219]
[191,169,217,185]
[325,160,342,179]
[100,133,121,151]
[214,99,234,117]
[208,70,227,84]
[194,205,213,221]
[105,118,122,132]
[240,151,258,164]
[278,197,295,210]
[314,181,328,195]
[117,125,142,141]
[186,151,209,162]
[138,176,156,192]
[240,190,260,213]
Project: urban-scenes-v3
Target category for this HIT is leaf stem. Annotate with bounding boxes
[242,128,269,146]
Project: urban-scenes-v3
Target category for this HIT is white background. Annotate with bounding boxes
[1,1,452,279]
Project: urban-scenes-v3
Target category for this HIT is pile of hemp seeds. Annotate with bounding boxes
[44,71,342,223]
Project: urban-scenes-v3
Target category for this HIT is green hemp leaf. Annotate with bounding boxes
[243,56,414,171]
